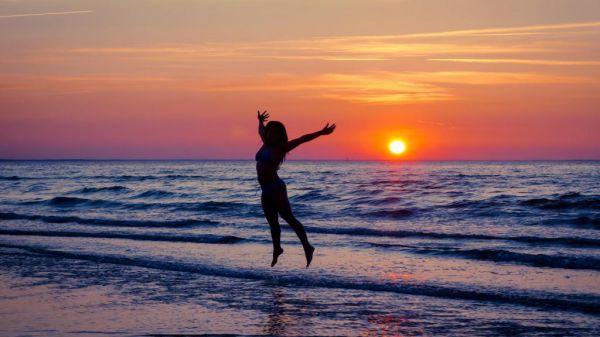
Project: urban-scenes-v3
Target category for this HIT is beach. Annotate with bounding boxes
[1,160,599,336]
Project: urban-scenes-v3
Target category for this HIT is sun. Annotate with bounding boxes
[389,140,406,155]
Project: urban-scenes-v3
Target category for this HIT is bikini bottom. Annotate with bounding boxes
[260,177,286,195]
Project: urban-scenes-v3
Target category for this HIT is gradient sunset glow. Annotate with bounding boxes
[1,0,599,160]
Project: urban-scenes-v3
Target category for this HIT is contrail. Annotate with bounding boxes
[0,10,93,19]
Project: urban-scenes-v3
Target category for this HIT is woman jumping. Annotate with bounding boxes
[255,110,336,268]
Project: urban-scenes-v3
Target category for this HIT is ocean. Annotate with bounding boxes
[0,160,599,336]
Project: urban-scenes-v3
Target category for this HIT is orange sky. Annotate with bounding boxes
[1,0,599,160]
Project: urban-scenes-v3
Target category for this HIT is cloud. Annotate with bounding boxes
[206,72,453,104]
[429,58,600,66]
[186,70,587,104]
[0,10,93,19]
[1,69,588,102]
[402,71,589,85]
[392,21,600,38]
[308,73,444,104]
[8,19,579,72]
[3,20,597,103]
[60,20,600,64]
[63,40,544,63]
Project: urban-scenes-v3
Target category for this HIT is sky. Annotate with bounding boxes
[1,0,599,160]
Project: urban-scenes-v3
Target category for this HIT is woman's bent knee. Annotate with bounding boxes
[280,211,298,224]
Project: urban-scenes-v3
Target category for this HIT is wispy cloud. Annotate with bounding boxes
[62,21,600,63]
[64,40,545,63]
[386,21,600,38]
[0,10,93,19]
[184,70,587,104]
[429,58,600,66]
[1,69,589,102]
[200,72,453,104]
[2,20,597,103]
[403,71,589,85]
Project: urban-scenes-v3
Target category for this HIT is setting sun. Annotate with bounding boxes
[389,140,407,155]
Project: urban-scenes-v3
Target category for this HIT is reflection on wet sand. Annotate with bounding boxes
[262,287,316,336]
[264,288,287,336]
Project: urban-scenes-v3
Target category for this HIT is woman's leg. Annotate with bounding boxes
[273,183,315,267]
[261,192,284,267]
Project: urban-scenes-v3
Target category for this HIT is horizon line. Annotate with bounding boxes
[1,158,599,162]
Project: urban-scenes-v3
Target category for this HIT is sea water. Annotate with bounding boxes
[0,160,599,336]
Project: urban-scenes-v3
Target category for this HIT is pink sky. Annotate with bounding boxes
[1,0,599,160]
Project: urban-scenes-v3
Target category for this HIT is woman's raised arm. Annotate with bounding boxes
[257,110,269,142]
[282,123,336,153]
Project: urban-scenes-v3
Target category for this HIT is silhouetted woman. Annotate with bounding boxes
[256,110,336,267]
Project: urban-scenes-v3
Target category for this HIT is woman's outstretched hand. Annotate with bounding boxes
[257,110,269,122]
[320,123,336,135]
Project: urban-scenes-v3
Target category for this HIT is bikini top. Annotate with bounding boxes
[255,145,275,163]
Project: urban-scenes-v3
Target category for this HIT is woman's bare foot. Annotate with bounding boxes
[271,247,284,267]
[305,245,315,268]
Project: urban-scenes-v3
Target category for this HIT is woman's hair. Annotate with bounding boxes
[265,121,288,145]
[265,121,288,166]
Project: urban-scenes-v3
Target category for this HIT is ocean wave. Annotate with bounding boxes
[290,190,335,202]
[0,229,244,244]
[305,225,600,248]
[411,247,600,271]
[17,197,260,214]
[0,212,217,228]
[443,195,512,209]
[0,174,208,182]
[76,186,130,193]
[0,175,22,181]
[540,216,600,230]
[19,196,144,210]
[131,189,176,199]
[2,243,598,314]
[573,216,600,228]
[364,209,414,218]
[340,202,416,218]
[171,201,263,216]
[108,174,207,182]
[42,196,123,208]
[349,196,404,206]
[25,183,49,192]
[164,174,207,179]
[110,175,158,182]
[521,192,600,210]
[505,235,600,248]
[439,193,600,220]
